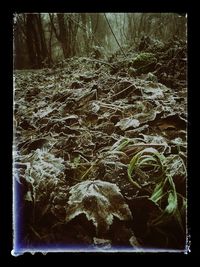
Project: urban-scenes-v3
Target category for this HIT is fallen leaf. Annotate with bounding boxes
[116,118,140,131]
[65,180,133,234]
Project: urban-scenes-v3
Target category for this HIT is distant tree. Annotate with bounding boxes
[49,13,79,58]
[126,13,142,46]
[14,15,28,69]
[25,14,51,68]
[89,13,110,47]
[36,14,51,65]
[14,14,52,68]
[80,13,91,55]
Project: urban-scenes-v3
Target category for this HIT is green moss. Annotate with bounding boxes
[132,52,157,68]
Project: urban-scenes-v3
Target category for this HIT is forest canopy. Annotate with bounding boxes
[13,13,186,69]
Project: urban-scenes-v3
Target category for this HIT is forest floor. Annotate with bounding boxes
[13,40,187,252]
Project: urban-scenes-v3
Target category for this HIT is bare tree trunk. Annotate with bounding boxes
[80,13,89,55]
[14,22,25,68]
[57,14,69,58]
[36,14,50,65]
[26,14,38,68]
[25,14,53,68]
[48,18,53,65]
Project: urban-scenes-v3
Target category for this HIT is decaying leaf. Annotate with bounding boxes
[65,180,133,234]
[116,118,140,131]
[25,149,65,183]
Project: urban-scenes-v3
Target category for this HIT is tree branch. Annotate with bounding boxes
[104,13,127,58]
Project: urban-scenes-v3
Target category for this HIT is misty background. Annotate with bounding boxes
[13,13,186,69]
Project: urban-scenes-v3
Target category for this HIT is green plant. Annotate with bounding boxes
[149,155,186,232]
[127,147,164,189]
[127,147,186,234]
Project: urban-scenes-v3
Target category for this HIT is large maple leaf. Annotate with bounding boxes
[65,180,133,234]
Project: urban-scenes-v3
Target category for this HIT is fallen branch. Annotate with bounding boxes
[112,83,138,101]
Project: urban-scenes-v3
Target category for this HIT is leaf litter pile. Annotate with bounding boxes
[13,40,187,251]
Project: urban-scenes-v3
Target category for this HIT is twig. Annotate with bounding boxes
[80,164,95,180]
[99,102,124,111]
[112,83,137,101]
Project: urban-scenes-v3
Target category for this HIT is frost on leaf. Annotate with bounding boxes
[20,149,66,203]
[65,180,133,234]
[26,149,65,184]
[115,118,140,131]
